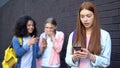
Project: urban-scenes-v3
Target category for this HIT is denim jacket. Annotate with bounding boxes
[12,36,41,68]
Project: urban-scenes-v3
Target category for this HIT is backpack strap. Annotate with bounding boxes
[11,37,22,47]
[72,29,77,44]
[18,37,22,46]
[72,30,76,53]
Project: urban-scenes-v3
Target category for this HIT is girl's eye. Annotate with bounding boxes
[45,27,53,29]
[87,14,92,18]
[45,27,48,28]
[80,15,85,18]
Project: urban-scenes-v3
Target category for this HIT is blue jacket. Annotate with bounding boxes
[12,36,41,68]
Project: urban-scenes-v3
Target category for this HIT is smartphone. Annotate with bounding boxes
[73,46,81,51]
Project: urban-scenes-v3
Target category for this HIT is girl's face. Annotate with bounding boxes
[27,20,34,34]
[80,9,94,29]
[44,23,56,35]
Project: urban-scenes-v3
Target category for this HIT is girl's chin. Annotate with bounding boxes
[28,31,33,33]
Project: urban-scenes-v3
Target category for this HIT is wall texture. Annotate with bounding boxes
[0,0,120,68]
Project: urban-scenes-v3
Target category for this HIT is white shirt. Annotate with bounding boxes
[40,31,60,67]
[20,36,33,68]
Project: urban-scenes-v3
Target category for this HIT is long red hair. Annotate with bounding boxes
[73,1,101,55]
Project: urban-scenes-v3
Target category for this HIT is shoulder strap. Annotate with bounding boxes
[72,29,76,44]
[18,37,22,46]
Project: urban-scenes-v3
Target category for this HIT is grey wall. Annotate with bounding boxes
[0,0,120,68]
[0,0,10,8]
[96,0,120,67]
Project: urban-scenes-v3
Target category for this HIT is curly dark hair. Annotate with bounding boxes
[14,15,37,37]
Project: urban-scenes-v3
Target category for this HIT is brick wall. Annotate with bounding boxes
[95,0,120,67]
[0,0,120,68]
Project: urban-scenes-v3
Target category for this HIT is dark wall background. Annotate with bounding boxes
[0,0,120,68]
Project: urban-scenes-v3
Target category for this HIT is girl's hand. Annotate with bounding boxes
[42,38,47,48]
[72,50,81,62]
[78,48,96,62]
[79,48,91,59]
[50,31,56,42]
[72,48,91,62]
[27,35,38,46]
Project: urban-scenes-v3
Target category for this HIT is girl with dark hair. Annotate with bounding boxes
[12,15,41,68]
[36,18,64,68]
[65,1,111,68]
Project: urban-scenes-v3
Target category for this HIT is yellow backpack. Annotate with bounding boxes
[2,37,22,68]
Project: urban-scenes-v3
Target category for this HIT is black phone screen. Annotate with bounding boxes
[73,46,81,51]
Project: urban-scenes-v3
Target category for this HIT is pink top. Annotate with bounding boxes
[36,31,64,68]
[79,34,91,68]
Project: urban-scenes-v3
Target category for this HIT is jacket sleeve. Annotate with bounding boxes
[12,36,29,58]
[36,42,41,58]
[65,32,79,67]
[91,31,111,67]
[52,31,64,53]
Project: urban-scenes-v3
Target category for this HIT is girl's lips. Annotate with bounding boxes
[83,23,89,26]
